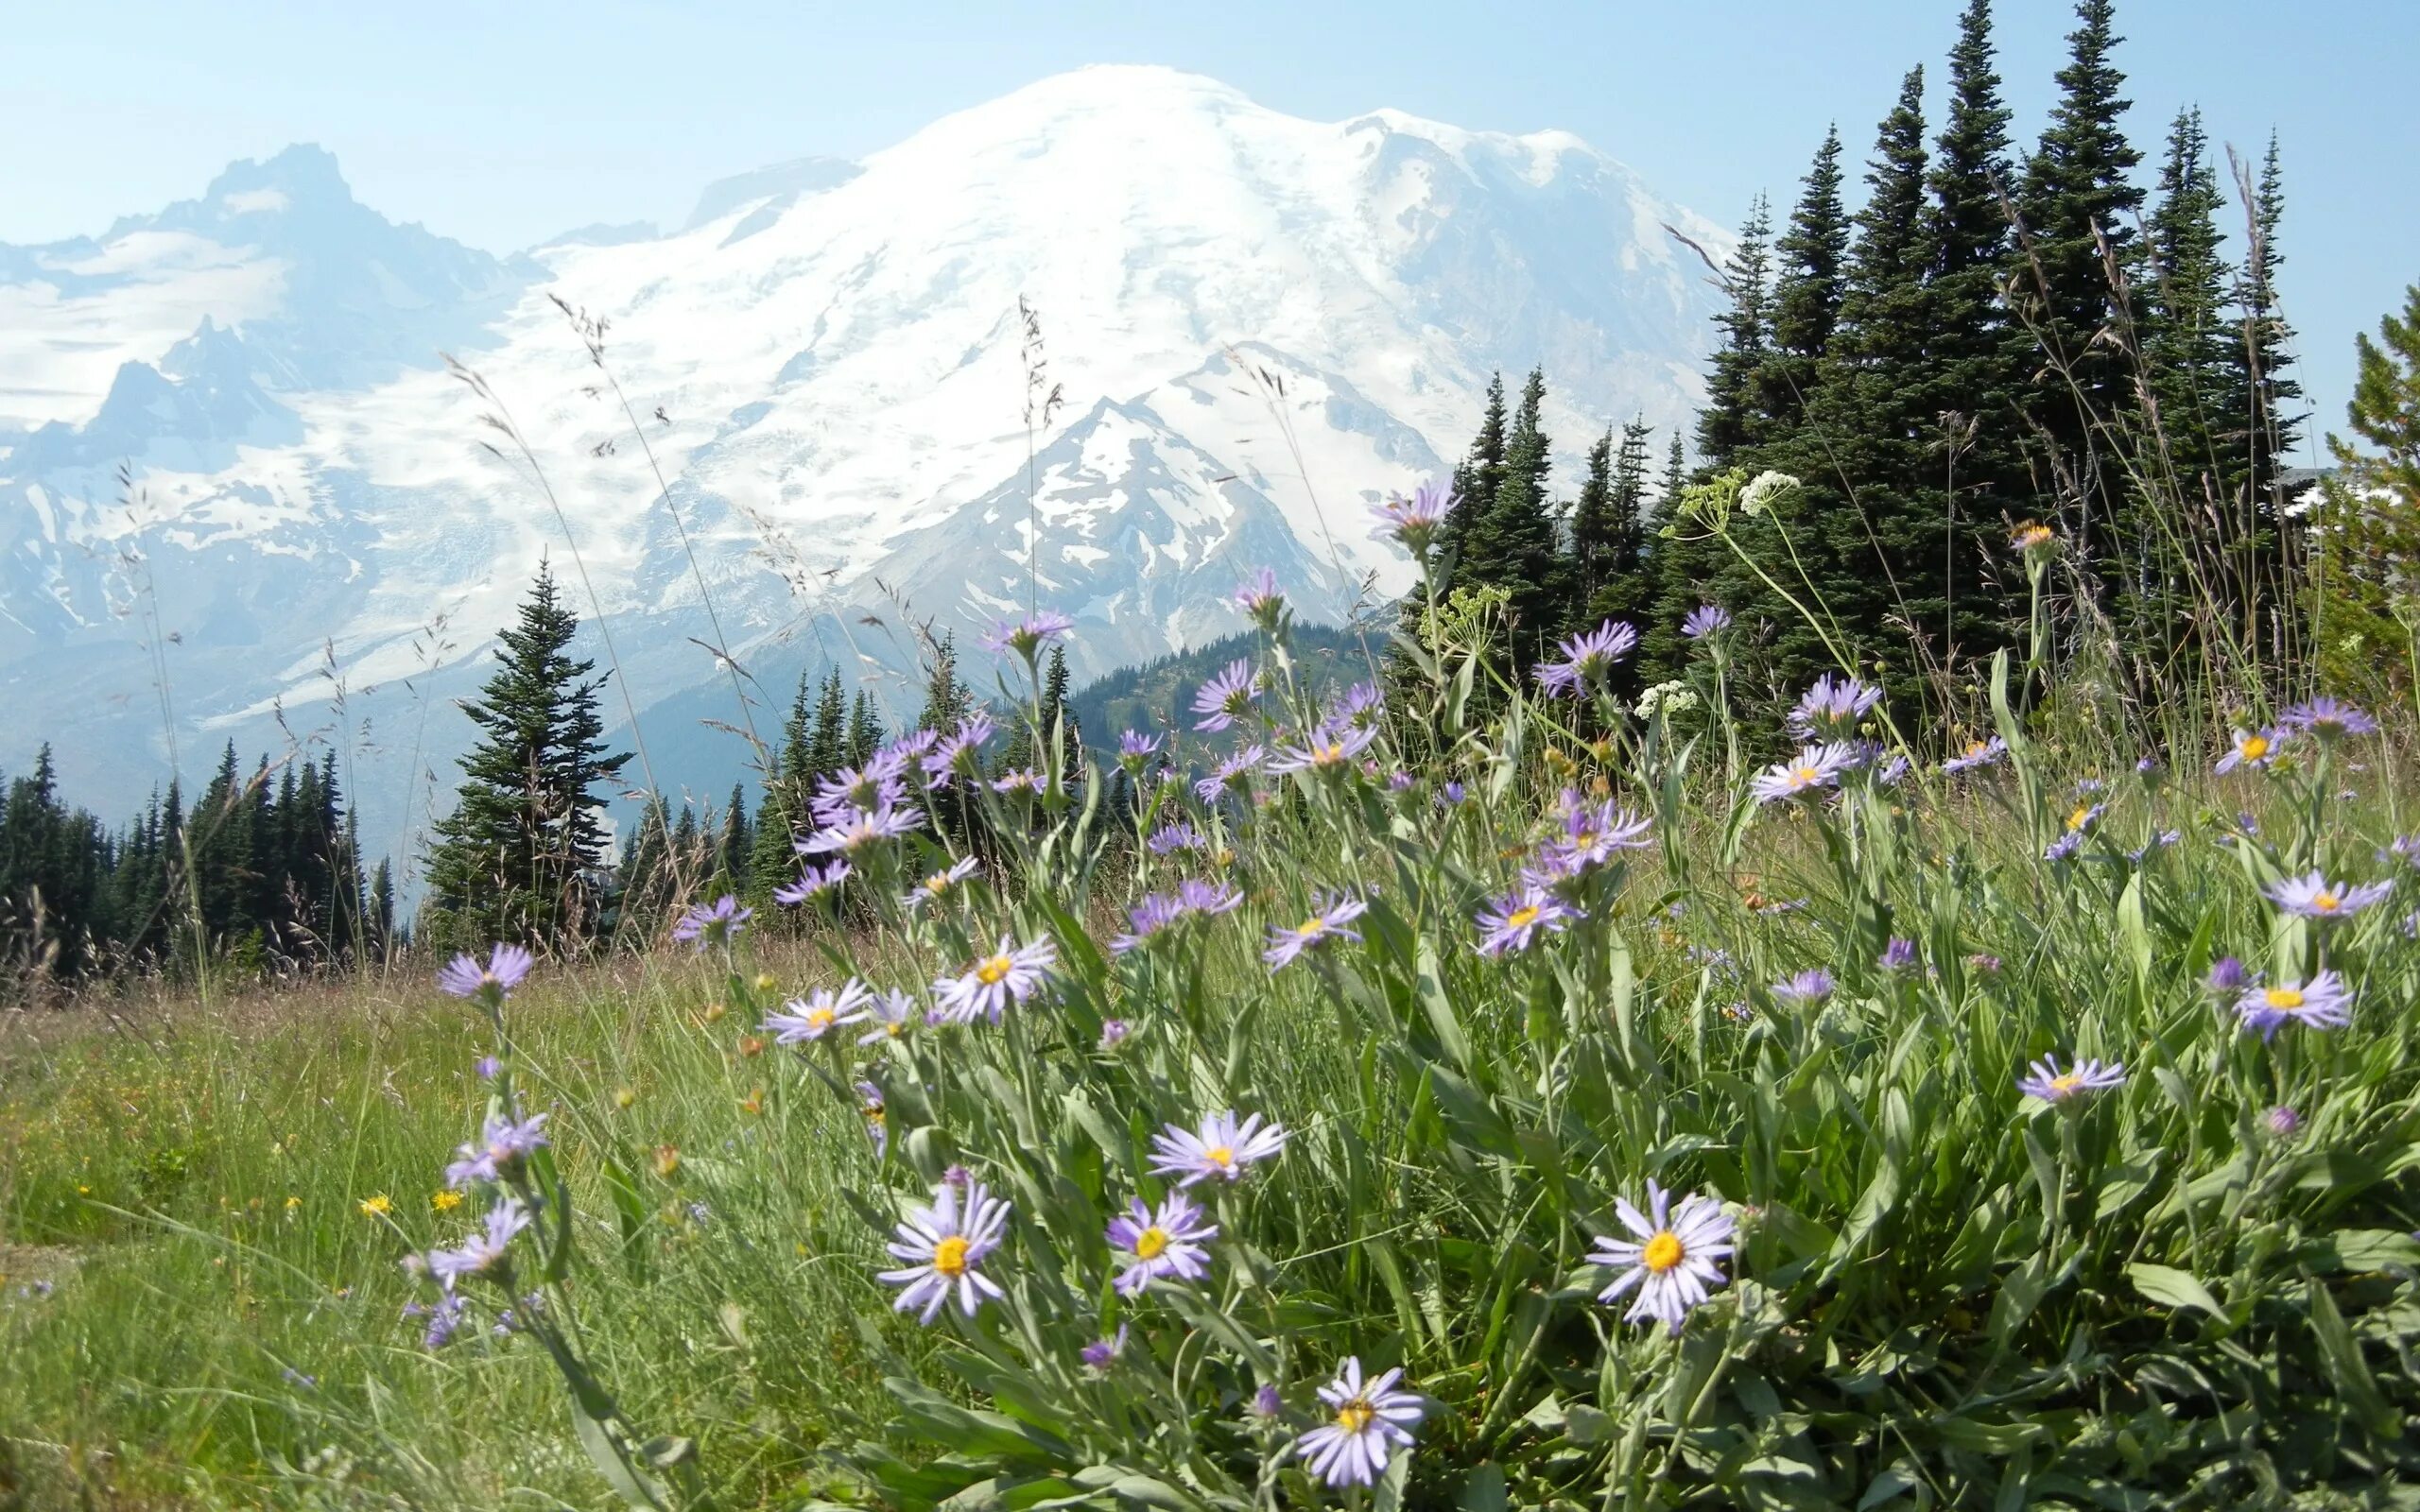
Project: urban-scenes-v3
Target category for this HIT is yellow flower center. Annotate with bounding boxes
[1506,905,1542,931]
[806,1006,835,1028]
[2240,735,2269,761]
[2265,987,2305,1011]
[1205,1145,1236,1171]
[925,874,949,894]
[1792,765,1820,785]
[2048,1074,2083,1095]
[2067,805,2092,831]
[1133,1226,1170,1260]
[1965,742,1987,758]
[975,955,1012,986]
[1295,918,1325,937]
[1335,1399,1376,1434]
[2314,892,2341,912]
[931,1235,971,1279]
[432,1190,462,1211]
[1642,1230,1685,1274]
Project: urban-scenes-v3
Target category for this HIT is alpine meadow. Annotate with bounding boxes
[10,2,2420,1509]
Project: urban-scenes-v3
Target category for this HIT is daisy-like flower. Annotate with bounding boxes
[857,1080,888,1155]
[1534,620,1639,696]
[764,979,874,1044]
[1374,479,1455,552]
[1080,1325,1129,1370]
[2044,830,2085,863]
[802,804,923,857]
[1530,791,1652,883]
[1191,660,1263,732]
[1262,891,1368,970]
[1176,878,1244,915]
[2266,1105,2302,1138]
[671,895,752,950]
[2127,830,2183,863]
[1270,721,1380,776]
[2263,869,2393,920]
[1750,743,1855,804]
[773,859,851,907]
[2016,1054,2126,1105]
[1879,937,1918,972]
[1116,730,1164,769]
[1476,885,1577,957]
[1788,673,1883,739]
[1941,735,2008,775]
[879,728,940,766]
[1098,1019,1132,1050]
[1327,681,1384,730]
[1193,745,1267,803]
[877,1179,1011,1324]
[932,936,1058,1023]
[444,1112,549,1188]
[922,713,997,785]
[903,856,982,912]
[2282,696,2378,740]
[813,758,907,820]
[978,609,1075,659]
[2216,727,2287,774]
[2235,970,2353,1040]
[428,1197,532,1290]
[855,988,917,1045]
[1770,969,1834,1007]
[1588,1180,1737,1335]
[1105,1194,1219,1296]
[1232,566,1288,629]
[1150,1110,1288,1187]
[437,943,536,1002]
[2203,955,2251,995]
[1293,1358,1425,1489]
[1682,604,1732,640]
[1147,821,1204,855]
[1110,893,1186,954]
[992,766,1046,795]
[2009,522,2055,555]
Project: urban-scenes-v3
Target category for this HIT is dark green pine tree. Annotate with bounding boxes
[2222,132,2303,647]
[422,560,632,951]
[2143,106,2234,495]
[846,690,884,766]
[369,857,395,963]
[2012,0,2146,576]
[1568,429,1617,611]
[1697,196,1775,469]
[716,782,751,892]
[187,743,253,951]
[1435,372,1509,578]
[614,793,676,938]
[746,673,820,905]
[917,637,975,733]
[1759,128,1851,436]
[1461,368,1570,662]
[1582,421,1655,628]
[808,669,848,776]
[1640,434,1704,686]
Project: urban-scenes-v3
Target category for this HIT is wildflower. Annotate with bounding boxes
[942,1164,971,1190]
[878,1179,1011,1324]
[1148,820,1204,855]
[1116,730,1164,769]
[772,859,851,907]
[1967,953,2002,975]
[801,804,923,857]
[1387,768,1415,792]
[813,758,907,819]
[2203,955,2250,995]
[2016,1055,2126,1105]
[2215,727,2286,774]
[1270,721,1379,775]
[1294,1357,1425,1489]
[1737,470,1799,515]
[1879,937,1918,972]
[879,728,939,766]
[1262,891,1368,970]
[421,1293,468,1349]
[1788,673,1883,739]
[2266,1105,2302,1138]
[1111,894,1187,954]
[923,714,996,785]
[436,944,536,1002]
[932,936,1058,1023]
[1193,745,1266,803]
[1476,885,1577,957]
[856,989,917,1045]
[1080,1325,1129,1370]
[1098,1019,1132,1050]
[2009,522,2054,554]
[2044,830,2085,863]
[1191,660,1262,732]
[1232,566,1288,628]
[1150,1110,1288,1187]
[1327,681,1384,730]
[904,856,981,911]
[2261,869,2393,920]
[444,1112,549,1187]
[1682,604,1732,640]
[1374,479,1454,552]
[2127,830,2183,863]
[1534,620,1639,696]
[764,980,874,1044]
[282,1366,317,1389]
[2282,696,2377,740]
[978,609,1075,659]
[1770,969,1834,1008]
[1530,791,1651,882]
[1439,780,1467,807]
[1252,1383,1285,1419]
[1106,1194,1219,1296]
[2137,754,2164,777]
[1588,1180,1737,1335]
[672,895,752,951]
[1941,736,2007,775]
[651,1144,681,1177]
[428,1197,531,1289]
[991,766,1046,795]
[474,1055,501,1081]
[1751,744,1855,804]
[2236,971,2353,1040]
[1175,878,1244,915]
[358,1194,393,1218]
[857,1082,887,1155]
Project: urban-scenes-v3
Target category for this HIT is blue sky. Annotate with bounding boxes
[14,0,2415,444]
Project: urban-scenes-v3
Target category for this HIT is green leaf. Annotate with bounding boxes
[886,1377,1075,1466]
[2305,1228,2420,1273]
[2308,1280,2400,1437]
[2125,1263,2222,1316]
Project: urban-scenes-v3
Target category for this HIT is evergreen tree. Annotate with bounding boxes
[917,637,975,734]
[846,690,884,766]
[1568,429,1617,610]
[370,858,395,963]
[1436,373,1509,576]
[2220,132,2303,654]
[717,782,751,890]
[1461,368,1571,660]
[746,673,819,905]
[1697,196,1775,468]
[2143,107,2234,491]
[1761,129,1851,434]
[1582,421,1655,642]
[423,561,632,950]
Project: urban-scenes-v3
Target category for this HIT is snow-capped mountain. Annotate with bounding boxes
[0,65,1728,854]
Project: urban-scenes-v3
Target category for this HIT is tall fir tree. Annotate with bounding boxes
[1568,430,1617,610]
[746,673,820,905]
[1582,421,1655,637]
[1461,368,1571,661]
[1697,196,1775,469]
[1760,129,1851,436]
[1436,372,1509,577]
[2143,107,2234,492]
[423,561,632,950]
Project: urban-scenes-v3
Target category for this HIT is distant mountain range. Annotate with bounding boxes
[0,64,1728,867]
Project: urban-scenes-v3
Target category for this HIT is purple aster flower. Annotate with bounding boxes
[1111,893,1186,954]
[880,728,939,766]
[1750,743,1856,804]
[421,1293,467,1349]
[2136,755,2164,777]
[1941,736,2007,775]
[1116,729,1164,769]
[1328,681,1384,730]
[1534,620,1639,696]
[773,859,851,906]
[1147,821,1204,855]
[1253,1383,1285,1419]
[1193,744,1266,803]
[1877,753,1911,786]
[1098,1019,1132,1051]
[428,1197,531,1290]
[903,856,982,912]
[1105,1194,1219,1296]
[1262,890,1368,970]
[1879,937,1918,972]
[1588,1180,1736,1335]
[1438,781,1467,807]
[474,1055,501,1081]
[1770,969,1834,1008]
[2262,869,2394,920]
[1176,878,1244,915]
[1968,953,2002,975]
[2266,1105,2302,1138]
[1386,768,1414,793]
[2016,1055,2126,1105]
[764,980,874,1044]
[2215,727,2287,774]
[878,1179,1011,1324]
[1476,885,1578,957]
[2282,696,2377,740]
[922,713,997,785]
[801,803,923,857]
[978,609,1076,659]
[813,760,907,821]
[1080,1325,1128,1370]
[436,944,536,1002]
[991,766,1046,795]
[1294,1358,1425,1488]
[1191,659,1263,732]
[1530,791,1652,882]
[444,1112,549,1188]
[1232,567,1287,628]
[1374,479,1455,553]
[671,895,752,951]
[2235,970,2353,1040]
[2127,830,2183,863]
[931,936,1058,1024]
[1682,604,1732,640]
[1788,673,1883,739]
[2044,830,2085,863]
[1150,1109,1288,1187]
[2203,955,2250,995]
[855,988,917,1045]
[1270,721,1380,776]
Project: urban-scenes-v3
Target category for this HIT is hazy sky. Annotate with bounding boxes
[14,0,2415,442]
